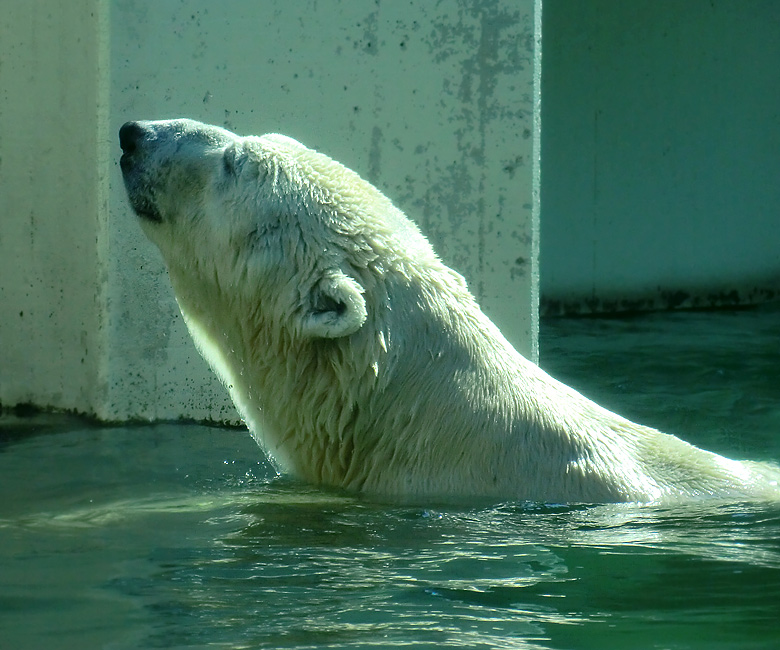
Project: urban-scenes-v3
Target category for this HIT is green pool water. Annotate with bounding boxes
[2,304,780,649]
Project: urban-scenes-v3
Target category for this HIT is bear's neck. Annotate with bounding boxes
[169,263,566,496]
[168,267,387,485]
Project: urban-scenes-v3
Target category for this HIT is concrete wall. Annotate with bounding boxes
[0,2,108,414]
[541,0,780,315]
[1,0,541,421]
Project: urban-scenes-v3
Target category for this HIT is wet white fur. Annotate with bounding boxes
[123,119,780,503]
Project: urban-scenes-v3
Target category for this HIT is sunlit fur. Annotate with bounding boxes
[121,119,780,504]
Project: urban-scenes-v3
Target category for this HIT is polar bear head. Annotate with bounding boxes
[120,119,443,340]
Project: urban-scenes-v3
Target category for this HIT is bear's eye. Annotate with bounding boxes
[222,146,242,177]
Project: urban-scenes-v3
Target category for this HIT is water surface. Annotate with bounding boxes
[2,305,780,649]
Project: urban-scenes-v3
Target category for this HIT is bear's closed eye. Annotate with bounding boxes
[223,146,241,176]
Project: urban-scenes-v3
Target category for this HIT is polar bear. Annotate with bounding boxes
[119,118,780,503]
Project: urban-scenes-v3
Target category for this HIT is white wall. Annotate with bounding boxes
[541,0,780,315]
[0,0,541,421]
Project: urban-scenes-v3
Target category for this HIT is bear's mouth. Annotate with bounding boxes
[120,156,163,223]
[120,171,162,224]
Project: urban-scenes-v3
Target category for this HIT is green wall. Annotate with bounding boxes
[541,0,780,314]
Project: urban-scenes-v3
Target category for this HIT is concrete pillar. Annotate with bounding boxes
[0,1,108,416]
[1,0,542,421]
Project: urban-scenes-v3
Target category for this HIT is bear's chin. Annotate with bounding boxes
[132,206,163,223]
[125,191,162,223]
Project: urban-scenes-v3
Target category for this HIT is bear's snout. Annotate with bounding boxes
[119,121,163,223]
[119,121,146,155]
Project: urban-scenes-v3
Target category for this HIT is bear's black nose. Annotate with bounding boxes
[119,121,146,154]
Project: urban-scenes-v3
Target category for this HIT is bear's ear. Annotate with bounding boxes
[300,270,367,338]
